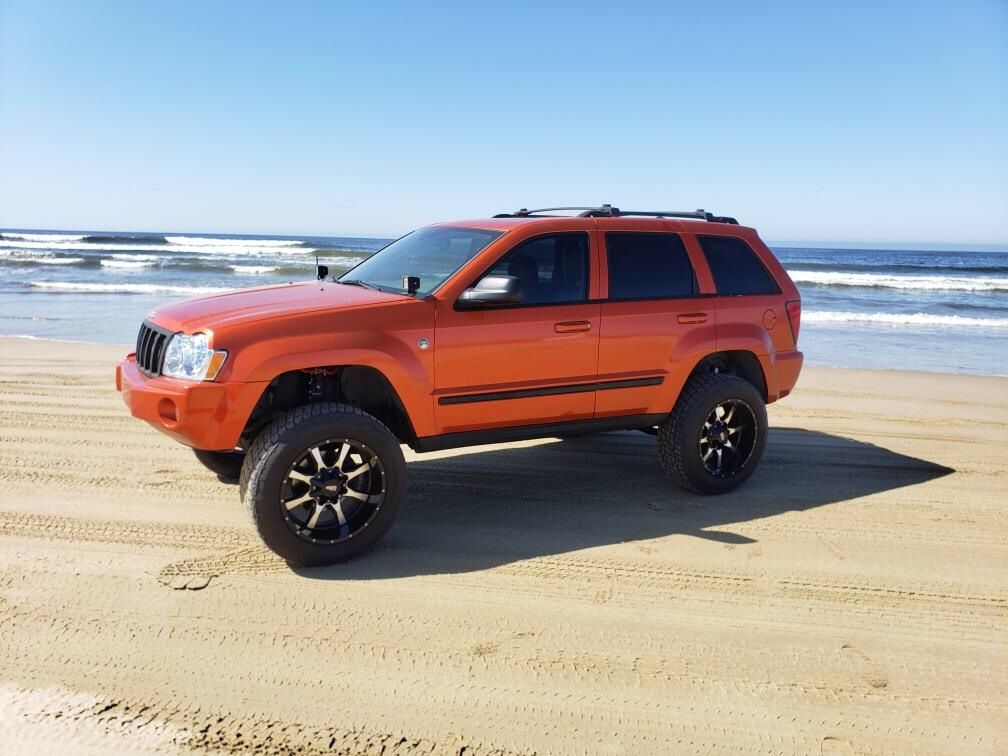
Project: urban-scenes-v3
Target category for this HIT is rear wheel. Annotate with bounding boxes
[192,449,245,484]
[658,373,767,494]
[241,403,406,565]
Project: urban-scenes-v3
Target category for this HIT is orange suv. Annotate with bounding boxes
[116,205,803,565]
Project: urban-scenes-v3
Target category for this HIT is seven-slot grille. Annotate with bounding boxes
[135,321,173,377]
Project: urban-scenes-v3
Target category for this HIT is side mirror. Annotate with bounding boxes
[316,264,329,281]
[456,275,523,309]
[402,275,420,295]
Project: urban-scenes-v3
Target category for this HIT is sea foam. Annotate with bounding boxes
[789,270,1008,292]
[165,236,303,247]
[29,282,232,296]
[803,310,1008,329]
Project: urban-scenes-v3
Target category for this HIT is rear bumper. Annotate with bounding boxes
[115,356,266,450]
[770,350,804,401]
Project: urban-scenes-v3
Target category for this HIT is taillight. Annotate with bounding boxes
[785,300,801,344]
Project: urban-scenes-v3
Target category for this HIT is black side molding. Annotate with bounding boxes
[412,413,668,453]
[438,376,663,406]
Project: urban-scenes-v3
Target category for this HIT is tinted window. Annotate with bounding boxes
[605,232,696,300]
[698,235,780,295]
[482,232,589,305]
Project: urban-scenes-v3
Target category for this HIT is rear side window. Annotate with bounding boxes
[698,235,780,295]
[605,232,697,300]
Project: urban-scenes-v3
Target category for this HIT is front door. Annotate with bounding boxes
[433,231,600,434]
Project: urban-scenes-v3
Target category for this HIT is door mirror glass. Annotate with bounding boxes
[456,275,523,308]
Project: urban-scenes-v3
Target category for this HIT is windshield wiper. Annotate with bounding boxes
[339,279,381,291]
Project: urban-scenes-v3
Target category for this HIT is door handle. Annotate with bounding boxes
[554,320,592,333]
[677,312,709,325]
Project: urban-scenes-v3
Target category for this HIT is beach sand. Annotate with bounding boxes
[0,336,1005,754]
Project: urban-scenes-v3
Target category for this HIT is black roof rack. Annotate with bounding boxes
[493,204,738,224]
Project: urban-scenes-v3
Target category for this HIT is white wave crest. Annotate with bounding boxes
[803,310,1008,329]
[100,259,155,269]
[0,249,85,265]
[789,270,1008,292]
[35,257,85,265]
[0,239,317,257]
[321,255,368,268]
[165,236,302,247]
[0,232,87,242]
[29,282,231,295]
[100,254,160,269]
[230,264,279,275]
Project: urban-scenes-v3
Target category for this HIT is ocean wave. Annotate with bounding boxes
[230,264,279,275]
[314,255,368,268]
[34,257,86,265]
[2,334,104,344]
[789,270,1008,292]
[100,259,156,269]
[165,235,303,247]
[0,239,321,256]
[28,282,232,295]
[804,310,1008,329]
[0,232,87,242]
[100,253,160,269]
[0,250,86,265]
[82,234,168,244]
[178,256,363,275]
[782,260,1008,275]
[0,239,314,258]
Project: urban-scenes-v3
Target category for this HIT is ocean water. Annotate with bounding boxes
[1,229,1006,376]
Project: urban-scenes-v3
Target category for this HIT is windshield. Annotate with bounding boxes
[339,226,503,295]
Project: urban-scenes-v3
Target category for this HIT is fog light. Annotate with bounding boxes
[157,398,179,425]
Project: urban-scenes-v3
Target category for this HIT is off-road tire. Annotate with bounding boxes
[193,449,245,484]
[658,373,767,494]
[241,402,406,566]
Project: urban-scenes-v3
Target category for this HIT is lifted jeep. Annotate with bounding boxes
[116,205,803,565]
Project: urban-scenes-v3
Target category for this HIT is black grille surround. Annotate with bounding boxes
[135,320,174,377]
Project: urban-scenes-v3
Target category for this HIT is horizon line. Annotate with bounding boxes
[1,224,1006,251]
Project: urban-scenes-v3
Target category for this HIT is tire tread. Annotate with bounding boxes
[240,403,402,564]
[658,372,766,495]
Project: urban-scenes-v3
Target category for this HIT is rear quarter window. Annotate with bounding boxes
[698,235,781,296]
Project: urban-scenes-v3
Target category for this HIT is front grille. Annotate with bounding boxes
[135,321,172,377]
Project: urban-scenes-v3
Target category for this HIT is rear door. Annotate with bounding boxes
[595,223,717,418]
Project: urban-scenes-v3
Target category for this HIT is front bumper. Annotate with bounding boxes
[115,355,266,450]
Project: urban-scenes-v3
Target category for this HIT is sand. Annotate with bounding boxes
[0,336,1005,754]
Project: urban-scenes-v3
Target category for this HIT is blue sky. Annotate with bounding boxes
[1,1,1005,244]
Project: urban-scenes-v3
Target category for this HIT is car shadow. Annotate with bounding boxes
[291,427,953,580]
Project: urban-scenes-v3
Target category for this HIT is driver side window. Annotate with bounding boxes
[480,232,590,305]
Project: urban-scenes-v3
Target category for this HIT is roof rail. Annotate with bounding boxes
[493,204,738,224]
[493,205,610,218]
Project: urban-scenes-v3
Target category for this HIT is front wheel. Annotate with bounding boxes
[241,403,406,566]
[658,373,767,494]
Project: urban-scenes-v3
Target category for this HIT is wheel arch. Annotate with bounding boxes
[240,363,419,449]
[689,350,769,400]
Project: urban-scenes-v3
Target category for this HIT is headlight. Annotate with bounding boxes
[162,332,228,381]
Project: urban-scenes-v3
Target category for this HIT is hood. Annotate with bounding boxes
[148,281,408,333]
